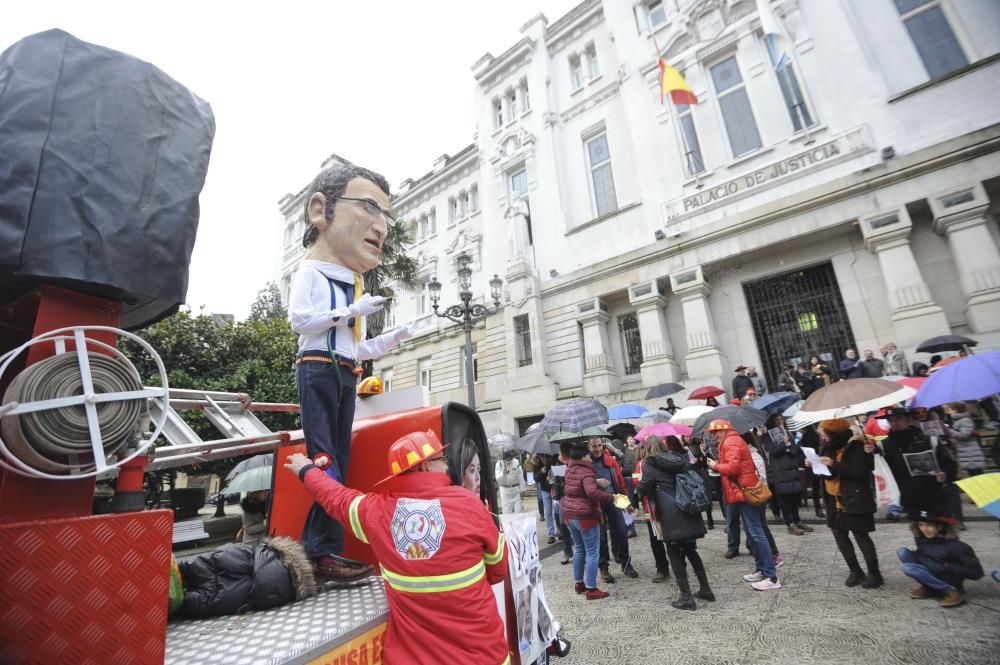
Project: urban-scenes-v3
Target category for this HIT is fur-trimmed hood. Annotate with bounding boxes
[266,536,318,600]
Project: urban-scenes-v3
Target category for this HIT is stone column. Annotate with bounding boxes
[929,183,1000,333]
[860,206,950,349]
[628,281,681,386]
[576,297,619,396]
[670,267,726,391]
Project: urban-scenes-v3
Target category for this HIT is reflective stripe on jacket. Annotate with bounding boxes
[303,468,509,665]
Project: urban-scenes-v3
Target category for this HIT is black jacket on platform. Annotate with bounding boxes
[822,438,876,515]
[639,452,706,544]
[177,537,316,618]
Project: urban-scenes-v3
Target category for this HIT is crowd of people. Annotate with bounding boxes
[505,396,992,611]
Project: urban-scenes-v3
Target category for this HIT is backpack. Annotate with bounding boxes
[674,469,711,515]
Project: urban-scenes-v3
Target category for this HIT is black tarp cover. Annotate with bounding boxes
[0,29,215,330]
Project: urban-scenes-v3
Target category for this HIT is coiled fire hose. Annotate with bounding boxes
[1,352,149,474]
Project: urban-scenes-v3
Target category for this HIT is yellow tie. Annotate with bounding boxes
[353,274,364,343]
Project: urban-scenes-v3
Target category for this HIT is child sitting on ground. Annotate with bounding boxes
[897,510,983,608]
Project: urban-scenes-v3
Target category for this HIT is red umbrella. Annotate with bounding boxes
[893,376,926,390]
[689,386,725,400]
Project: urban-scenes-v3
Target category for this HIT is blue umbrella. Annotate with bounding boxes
[751,392,800,415]
[608,403,648,419]
[912,351,1000,408]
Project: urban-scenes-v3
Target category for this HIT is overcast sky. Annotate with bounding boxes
[1,0,580,318]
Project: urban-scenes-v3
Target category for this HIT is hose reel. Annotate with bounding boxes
[0,326,169,479]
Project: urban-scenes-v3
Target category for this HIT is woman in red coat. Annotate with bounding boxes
[560,439,616,600]
[706,420,781,591]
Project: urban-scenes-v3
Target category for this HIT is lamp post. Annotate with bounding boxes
[427,253,503,410]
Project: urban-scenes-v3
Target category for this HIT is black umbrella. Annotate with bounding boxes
[607,422,637,439]
[515,429,556,455]
[916,335,977,354]
[691,405,768,436]
[644,383,686,400]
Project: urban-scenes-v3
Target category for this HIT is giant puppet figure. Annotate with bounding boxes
[288,162,413,581]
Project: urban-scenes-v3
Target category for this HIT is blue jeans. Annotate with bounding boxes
[569,519,601,589]
[538,483,556,536]
[736,502,776,579]
[898,547,956,593]
[297,359,358,558]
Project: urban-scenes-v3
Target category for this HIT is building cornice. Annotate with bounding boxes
[541,122,1000,298]
[474,36,536,92]
[393,145,480,212]
[545,0,602,55]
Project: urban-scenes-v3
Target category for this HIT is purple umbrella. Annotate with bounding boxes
[911,351,1000,408]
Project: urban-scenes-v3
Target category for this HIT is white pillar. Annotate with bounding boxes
[628,281,681,386]
[576,297,620,396]
[929,183,1000,333]
[860,206,950,350]
[670,267,726,391]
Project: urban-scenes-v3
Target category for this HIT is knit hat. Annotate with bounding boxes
[820,418,851,434]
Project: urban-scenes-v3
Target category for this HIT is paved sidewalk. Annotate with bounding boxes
[540,517,1000,664]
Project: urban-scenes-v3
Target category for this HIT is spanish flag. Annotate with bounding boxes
[658,58,698,106]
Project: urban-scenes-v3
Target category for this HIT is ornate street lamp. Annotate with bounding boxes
[428,253,503,410]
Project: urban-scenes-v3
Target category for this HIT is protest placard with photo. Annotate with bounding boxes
[501,513,557,662]
[903,450,939,477]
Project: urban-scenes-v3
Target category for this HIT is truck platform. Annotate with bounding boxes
[165,578,389,665]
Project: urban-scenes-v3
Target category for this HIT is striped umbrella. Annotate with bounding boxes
[539,398,609,434]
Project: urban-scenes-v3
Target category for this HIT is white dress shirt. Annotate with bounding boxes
[288,259,398,361]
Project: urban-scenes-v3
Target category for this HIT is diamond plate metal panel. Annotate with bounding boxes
[165,578,390,665]
[0,510,173,665]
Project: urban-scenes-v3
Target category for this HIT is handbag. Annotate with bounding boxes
[736,475,772,507]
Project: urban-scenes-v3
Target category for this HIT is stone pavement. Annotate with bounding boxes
[538,516,1000,665]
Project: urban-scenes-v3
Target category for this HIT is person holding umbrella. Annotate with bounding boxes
[589,437,639,581]
[561,439,618,600]
[809,419,882,589]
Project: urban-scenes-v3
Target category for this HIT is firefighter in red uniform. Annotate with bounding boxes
[284,430,510,665]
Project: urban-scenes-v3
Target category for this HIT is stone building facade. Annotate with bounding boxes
[277,0,1000,435]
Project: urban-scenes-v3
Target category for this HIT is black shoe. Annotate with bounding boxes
[845,570,864,587]
[694,587,716,602]
[724,550,738,559]
[862,572,884,589]
[671,593,697,611]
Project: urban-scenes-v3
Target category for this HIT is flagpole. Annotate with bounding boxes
[652,34,703,188]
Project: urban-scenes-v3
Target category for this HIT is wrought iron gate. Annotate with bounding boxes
[743,262,857,389]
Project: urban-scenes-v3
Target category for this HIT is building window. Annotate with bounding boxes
[676,103,705,176]
[280,273,292,304]
[418,357,432,389]
[618,312,643,375]
[519,78,530,113]
[505,89,517,123]
[570,55,583,89]
[381,368,393,392]
[514,315,533,367]
[510,169,528,204]
[469,185,479,213]
[710,55,762,157]
[585,43,599,80]
[415,281,429,316]
[492,98,503,129]
[647,0,667,29]
[448,198,458,226]
[458,191,467,219]
[284,223,295,246]
[383,301,396,329]
[459,343,479,385]
[418,214,428,240]
[585,132,618,217]
[895,0,968,80]
[775,65,814,132]
[429,207,437,235]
